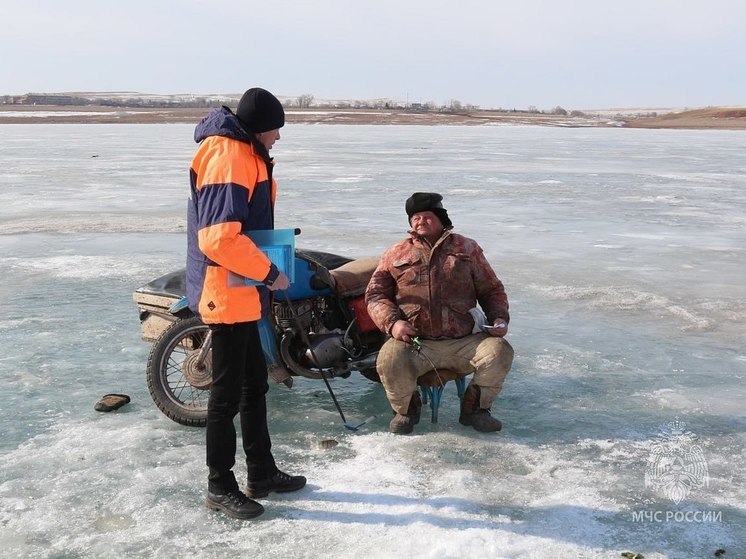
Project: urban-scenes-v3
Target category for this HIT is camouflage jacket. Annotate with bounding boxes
[365,230,509,339]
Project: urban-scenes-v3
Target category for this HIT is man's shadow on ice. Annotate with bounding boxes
[268,491,744,551]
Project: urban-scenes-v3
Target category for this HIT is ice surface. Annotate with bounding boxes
[0,124,744,558]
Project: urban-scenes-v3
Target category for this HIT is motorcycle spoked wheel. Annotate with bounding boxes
[147,316,210,427]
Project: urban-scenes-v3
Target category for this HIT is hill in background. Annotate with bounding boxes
[1,92,744,129]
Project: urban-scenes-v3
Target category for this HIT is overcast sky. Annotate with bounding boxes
[2,0,744,110]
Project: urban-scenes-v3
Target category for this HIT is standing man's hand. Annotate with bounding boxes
[267,271,290,291]
[391,319,418,343]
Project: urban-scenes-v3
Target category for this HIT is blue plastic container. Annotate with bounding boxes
[243,229,296,286]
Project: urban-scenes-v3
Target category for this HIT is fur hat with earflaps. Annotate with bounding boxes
[405,192,452,228]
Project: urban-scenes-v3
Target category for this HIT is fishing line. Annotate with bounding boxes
[280,290,369,432]
[411,336,444,386]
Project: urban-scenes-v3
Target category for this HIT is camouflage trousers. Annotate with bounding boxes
[376,334,514,415]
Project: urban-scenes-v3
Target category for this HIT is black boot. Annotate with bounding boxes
[205,489,264,519]
[459,384,502,432]
[247,469,307,498]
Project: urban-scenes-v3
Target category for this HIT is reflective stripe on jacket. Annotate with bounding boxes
[365,230,510,339]
[186,107,278,324]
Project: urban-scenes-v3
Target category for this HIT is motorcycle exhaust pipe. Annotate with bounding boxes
[279,333,351,380]
[349,352,378,371]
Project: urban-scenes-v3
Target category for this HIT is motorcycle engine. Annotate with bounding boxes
[274,296,352,371]
[305,333,348,368]
[274,299,314,330]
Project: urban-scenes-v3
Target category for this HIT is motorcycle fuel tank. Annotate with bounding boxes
[286,257,333,299]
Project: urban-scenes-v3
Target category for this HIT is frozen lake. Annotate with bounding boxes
[0,123,744,558]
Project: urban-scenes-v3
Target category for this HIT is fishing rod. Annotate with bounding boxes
[411,336,444,386]
[280,291,372,432]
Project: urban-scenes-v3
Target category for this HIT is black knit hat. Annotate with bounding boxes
[405,192,452,228]
[236,88,285,133]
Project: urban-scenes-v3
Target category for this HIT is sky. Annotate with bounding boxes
[2,0,745,110]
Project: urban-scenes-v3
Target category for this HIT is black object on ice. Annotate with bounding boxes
[94,394,131,412]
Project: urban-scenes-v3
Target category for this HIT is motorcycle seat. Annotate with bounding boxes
[329,256,380,298]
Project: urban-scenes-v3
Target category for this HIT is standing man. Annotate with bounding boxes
[366,193,514,435]
[187,88,305,519]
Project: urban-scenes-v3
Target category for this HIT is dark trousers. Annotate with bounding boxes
[206,321,276,493]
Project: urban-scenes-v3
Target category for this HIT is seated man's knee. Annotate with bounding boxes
[499,338,514,363]
[377,339,414,373]
[478,336,514,372]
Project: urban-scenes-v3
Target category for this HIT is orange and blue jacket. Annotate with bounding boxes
[186,106,281,324]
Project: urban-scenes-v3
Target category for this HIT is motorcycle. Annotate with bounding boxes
[132,247,384,427]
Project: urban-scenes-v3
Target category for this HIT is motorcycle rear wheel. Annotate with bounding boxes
[147,316,210,427]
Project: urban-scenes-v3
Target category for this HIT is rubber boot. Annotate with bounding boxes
[389,391,422,434]
[459,384,502,432]
[267,364,293,388]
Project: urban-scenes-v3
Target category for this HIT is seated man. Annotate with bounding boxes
[365,192,514,434]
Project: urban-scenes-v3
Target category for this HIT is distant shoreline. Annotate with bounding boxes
[1,105,745,129]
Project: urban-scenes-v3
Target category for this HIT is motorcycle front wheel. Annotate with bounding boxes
[147,316,210,427]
